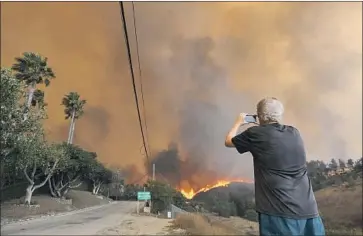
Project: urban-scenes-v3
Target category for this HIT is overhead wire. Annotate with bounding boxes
[128,173,149,185]
[131,2,152,158]
[119,2,172,187]
[118,1,150,167]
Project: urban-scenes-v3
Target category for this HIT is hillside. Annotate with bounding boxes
[193,182,254,200]
[191,182,255,218]
[189,178,362,235]
[315,179,362,233]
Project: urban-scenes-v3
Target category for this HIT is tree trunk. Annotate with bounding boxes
[96,182,102,195]
[28,173,55,201]
[24,85,36,120]
[63,188,69,198]
[24,184,34,205]
[56,189,62,197]
[92,183,97,194]
[48,178,57,197]
[23,160,59,203]
[51,173,66,198]
[26,85,36,108]
[70,119,76,144]
[67,122,72,144]
[50,173,82,198]
[92,181,102,195]
[67,110,76,144]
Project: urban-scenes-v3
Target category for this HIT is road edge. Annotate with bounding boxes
[1,200,117,227]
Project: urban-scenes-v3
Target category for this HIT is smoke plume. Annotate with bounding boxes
[1,2,362,187]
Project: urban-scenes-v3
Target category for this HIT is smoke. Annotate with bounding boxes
[1,2,362,187]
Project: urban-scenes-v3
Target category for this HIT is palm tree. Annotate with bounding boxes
[11,52,55,108]
[61,92,86,144]
[31,89,48,108]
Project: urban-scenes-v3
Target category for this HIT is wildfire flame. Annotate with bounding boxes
[179,179,253,199]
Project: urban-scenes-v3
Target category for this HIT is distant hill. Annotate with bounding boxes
[191,182,255,219]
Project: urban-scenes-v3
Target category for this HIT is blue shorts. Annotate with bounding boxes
[258,213,326,236]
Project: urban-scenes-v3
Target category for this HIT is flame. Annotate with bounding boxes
[179,179,253,199]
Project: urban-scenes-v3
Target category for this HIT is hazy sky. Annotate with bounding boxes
[1,2,362,187]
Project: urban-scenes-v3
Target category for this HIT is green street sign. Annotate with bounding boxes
[137,191,151,201]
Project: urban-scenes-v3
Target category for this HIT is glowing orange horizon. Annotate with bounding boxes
[179,179,254,199]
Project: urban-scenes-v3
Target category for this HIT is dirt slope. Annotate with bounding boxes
[173,213,259,235]
[315,180,362,230]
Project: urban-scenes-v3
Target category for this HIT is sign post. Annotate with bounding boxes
[137,191,151,214]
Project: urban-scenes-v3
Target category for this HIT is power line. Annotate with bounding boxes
[131,2,152,158]
[129,173,149,185]
[118,1,150,165]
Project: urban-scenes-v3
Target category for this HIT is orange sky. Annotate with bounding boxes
[1,2,362,183]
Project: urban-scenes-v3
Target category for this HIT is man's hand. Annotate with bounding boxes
[234,113,247,126]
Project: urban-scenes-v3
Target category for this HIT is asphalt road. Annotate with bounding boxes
[1,201,139,235]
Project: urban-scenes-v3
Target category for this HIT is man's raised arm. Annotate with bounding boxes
[225,113,247,147]
[225,113,256,154]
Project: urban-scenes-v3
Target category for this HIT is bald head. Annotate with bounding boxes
[257,97,284,125]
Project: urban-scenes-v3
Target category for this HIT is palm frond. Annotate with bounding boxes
[31,89,47,108]
[61,92,87,120]
[11,52,56,87]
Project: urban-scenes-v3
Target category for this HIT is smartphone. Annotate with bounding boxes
[244,115,257,123]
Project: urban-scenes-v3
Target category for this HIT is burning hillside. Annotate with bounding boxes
[178,179,253,199]
[144,143,253,199]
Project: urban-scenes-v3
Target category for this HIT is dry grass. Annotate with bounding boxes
[173,213,258,235]
[315,179,362,231]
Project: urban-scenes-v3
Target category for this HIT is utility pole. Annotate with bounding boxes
[152,163,155,180]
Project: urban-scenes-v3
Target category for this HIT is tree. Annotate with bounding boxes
[107,167,125,199]
[318,162,328,173]
[1,67,61,202]
[86,159,112,195]
[338,159,346,169]
[213,198,233,218]
[49,144,96,198]
[329,159,338,173]
[172,190,187,210]
[0,68,25,188]
[123,184,143,200]
[61,92,86,144]
[11,52,55,109]
[0,69,23,151]
[31,89,47,108]
[347,159,354,169]
[353,158,362,176]
[16,138,66,204]
[146,180,176,214]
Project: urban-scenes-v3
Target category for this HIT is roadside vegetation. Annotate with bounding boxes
[1,52,119,206]
[1,53,186,223]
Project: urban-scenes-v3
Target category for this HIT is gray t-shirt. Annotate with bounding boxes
[231,123,319,219]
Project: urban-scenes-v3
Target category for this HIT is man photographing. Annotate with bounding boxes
[225,97,325,236]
